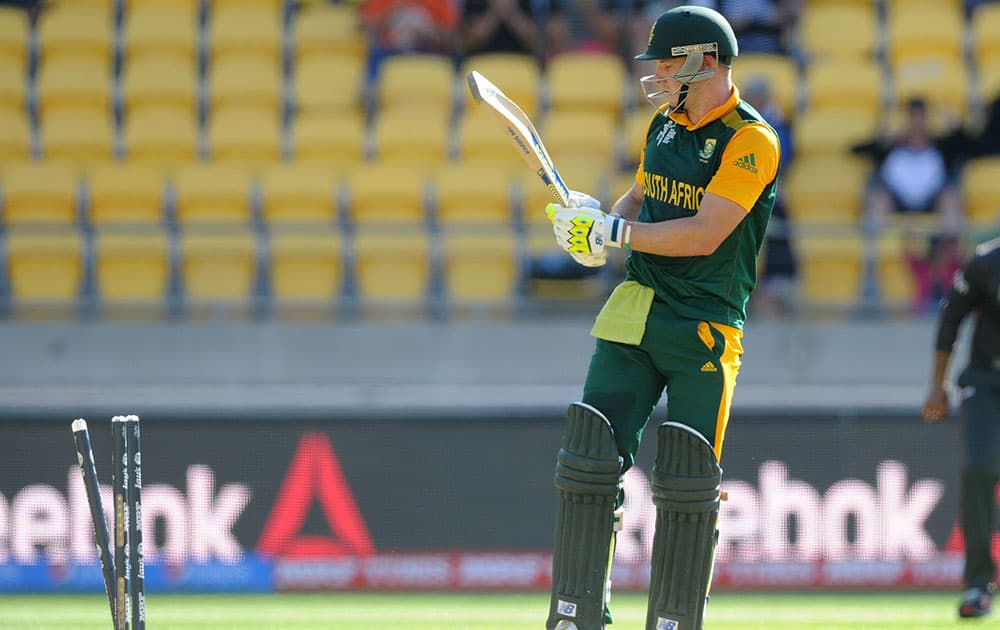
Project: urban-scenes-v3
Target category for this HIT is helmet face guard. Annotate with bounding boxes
[638,43,719,110]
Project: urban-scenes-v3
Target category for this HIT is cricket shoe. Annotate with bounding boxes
[959,584,995,618]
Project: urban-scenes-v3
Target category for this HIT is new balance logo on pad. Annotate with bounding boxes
[733,153,758,173]
[556,600,577,617]
[700,361,718,372]
[657,618,679,630]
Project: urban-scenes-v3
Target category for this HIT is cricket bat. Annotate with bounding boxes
[466,70,571,206]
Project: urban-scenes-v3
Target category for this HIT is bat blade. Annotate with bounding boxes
[466,70,571,205]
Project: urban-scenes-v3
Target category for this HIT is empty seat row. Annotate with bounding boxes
[1,227,528,315]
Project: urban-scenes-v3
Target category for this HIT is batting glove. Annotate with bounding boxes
[546,204,632,259]
[567,190,602,210]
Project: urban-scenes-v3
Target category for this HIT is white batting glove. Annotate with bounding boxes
[546,204,632,259]
[567,190,602,210]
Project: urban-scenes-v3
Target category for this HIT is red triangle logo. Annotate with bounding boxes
[256,432,375,557]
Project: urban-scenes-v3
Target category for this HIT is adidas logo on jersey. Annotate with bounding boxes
[733,153,758,173]
[700,361,718,372]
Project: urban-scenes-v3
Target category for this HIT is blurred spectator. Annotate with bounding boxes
[905,232,963,315]
[972,94,1000,157]
[716,0,801,55]
[851,97,963,234]
[0,0,39,19]
[741,74,793,168]
[751,194,798,317]
[461,0,540,57]
[547,0,622,56]
[360,0,460,77]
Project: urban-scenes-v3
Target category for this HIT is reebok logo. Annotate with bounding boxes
[733,153,758,173]
[701,361,717,372]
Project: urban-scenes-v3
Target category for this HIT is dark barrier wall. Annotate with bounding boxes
[0,412,970,591]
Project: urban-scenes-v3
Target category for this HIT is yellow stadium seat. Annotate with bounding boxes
[461,52,541,118]
[291,113,366,170]
[892,56,969,116]
[123,0,199,16]
[793,108,878,159]
[793,232,865,311]
[455,110,524,171]
[5,229,84,304]
[37,5,112,65]
[373,107,450,168]
[173,164,253,225]
[48,0,114,10]
[963,157,1000,228]
[377,54,455,111]
[973,3,1000,67]
[269,228,343,304]
[805,60,882,116]
[353,230,431,303]
[209,107,282,167]
[622,108,657,168]
[122,54,198,116]
[0,8,27,69]
[36,58,111,119]
[124,106,200,169]
[93,228,171,305]
[208,6,282,65]
[441,230,518,304]
[41,108,115,163]
[2,162,79,226]
[0,63,25,115]
[0,113,31,164]
[784,156,869,225]
[294,3,365,63]
[295,53,365,114]
[259,163,339,225]
[434,160,514,226]
[542,111,617,166]
[346,162,428,226]
[799,5,877,62]
[213,0,284,12]
[87,163,166,225]
[875,231,919,310]
[179,229,258,304]
[884,0,964,10]
[733,54,798,120]
[886,7,964,67]
[209,55,282,118]
[123,7,198,65]
[547,51,627,119]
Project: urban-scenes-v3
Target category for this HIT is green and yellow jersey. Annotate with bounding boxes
[629,87,780,329]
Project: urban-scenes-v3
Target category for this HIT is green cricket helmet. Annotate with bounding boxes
[635,6,737,109]
[635,5,738,79]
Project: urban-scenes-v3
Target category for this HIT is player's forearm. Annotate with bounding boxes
[610,185,643,221]
[930,350,952,389]
[628,216,721,257]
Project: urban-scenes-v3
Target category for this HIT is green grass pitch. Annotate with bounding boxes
[0,591,981,629]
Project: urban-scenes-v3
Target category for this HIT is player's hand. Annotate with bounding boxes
[546,204,631,258]
[921,384,950,423]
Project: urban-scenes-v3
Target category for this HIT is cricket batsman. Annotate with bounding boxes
[543,6,781,629]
